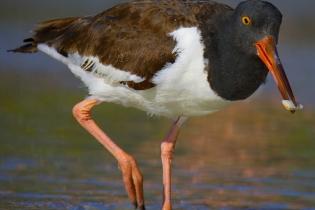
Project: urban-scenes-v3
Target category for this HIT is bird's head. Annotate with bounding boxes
[231,0,302,113]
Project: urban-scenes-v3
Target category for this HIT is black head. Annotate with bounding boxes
[232,0,282,54]
[209,0,301,112]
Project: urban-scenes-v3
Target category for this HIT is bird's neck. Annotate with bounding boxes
[200,13,268,101]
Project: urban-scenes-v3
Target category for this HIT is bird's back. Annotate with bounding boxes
[11,0,232,117]
[12,0,230,85]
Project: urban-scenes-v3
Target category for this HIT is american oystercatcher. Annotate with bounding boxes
[10,0,303,209]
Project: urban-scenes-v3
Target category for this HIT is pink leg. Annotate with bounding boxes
[161,117,186,210]
[72,98,145,210]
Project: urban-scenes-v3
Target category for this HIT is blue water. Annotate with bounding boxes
[1,1,315,209]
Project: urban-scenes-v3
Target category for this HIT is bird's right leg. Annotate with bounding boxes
[72,98,145,210]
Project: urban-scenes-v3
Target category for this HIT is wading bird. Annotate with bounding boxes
[11,0,302,209]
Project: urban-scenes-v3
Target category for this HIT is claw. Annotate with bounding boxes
[133,201,138,209]
[138,204,146,210]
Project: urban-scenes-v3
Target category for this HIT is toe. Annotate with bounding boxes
[120,163,137,206]
[138,204,146,210]
[119,155,145,209]
[131,165,144,208]
[133,201,138,209]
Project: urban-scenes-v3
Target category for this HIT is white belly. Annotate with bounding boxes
[38,27,229,118]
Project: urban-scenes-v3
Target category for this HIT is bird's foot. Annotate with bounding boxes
[118,154,145,210]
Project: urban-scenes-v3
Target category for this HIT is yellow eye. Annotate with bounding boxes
[242,16,252,25]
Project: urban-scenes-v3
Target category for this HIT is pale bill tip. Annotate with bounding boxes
[282,100,303,112]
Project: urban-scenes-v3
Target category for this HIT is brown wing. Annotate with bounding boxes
[11,0,229,89]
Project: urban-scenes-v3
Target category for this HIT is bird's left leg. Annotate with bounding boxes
[72,98,145,209]
[161,117,187,210]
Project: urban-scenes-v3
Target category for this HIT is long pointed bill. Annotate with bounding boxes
[256,36,303,113]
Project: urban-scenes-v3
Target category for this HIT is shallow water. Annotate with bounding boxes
[1,71,315,210]
[1,1,315,209]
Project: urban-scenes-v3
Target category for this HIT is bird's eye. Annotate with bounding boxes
[242,16,252,26]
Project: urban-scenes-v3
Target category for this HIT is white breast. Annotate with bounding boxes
[38,27,229,118]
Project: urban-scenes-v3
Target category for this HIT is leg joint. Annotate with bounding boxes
[118,154,143,181]
[119,154,137,166]
[161,142,174,160]
[72,100,96,122]
[72,104,89,122]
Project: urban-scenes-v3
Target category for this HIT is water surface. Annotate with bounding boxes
[1,72,315,209]
[1,0,315,209]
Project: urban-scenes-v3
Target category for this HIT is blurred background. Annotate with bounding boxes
[0,0,314,209]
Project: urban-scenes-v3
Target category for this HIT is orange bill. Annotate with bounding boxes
[256,36,302,113]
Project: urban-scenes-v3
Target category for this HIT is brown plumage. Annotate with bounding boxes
[11,0,229,90]
[10,1,301,209]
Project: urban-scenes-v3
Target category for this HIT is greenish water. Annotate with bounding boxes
[1,1,315,208]
[1,70,315,210]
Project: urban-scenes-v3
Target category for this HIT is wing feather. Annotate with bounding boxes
[12,0,231,90]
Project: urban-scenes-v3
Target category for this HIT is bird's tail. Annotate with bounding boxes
[8,38,38,53]
[8,17,79,54]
